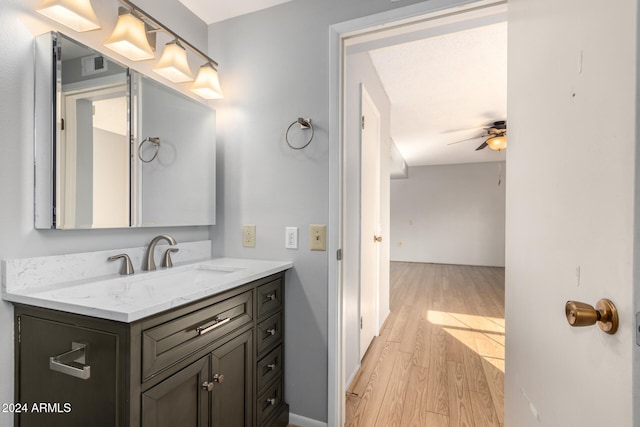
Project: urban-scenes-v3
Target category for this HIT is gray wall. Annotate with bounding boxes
[391,162,506,266]
[0,2,210,425]
[206,0,438,421]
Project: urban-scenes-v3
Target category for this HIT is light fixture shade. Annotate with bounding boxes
[36,0,100,32]
[190,64,224,99]
[104,12,155,61]
[153,41,193,83]
[487,135,507,151]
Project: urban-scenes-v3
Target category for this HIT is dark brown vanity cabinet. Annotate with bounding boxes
[13,272,288,427]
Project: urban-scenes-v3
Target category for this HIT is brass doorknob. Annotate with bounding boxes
[565,299,618,334]
[374,235,382,243]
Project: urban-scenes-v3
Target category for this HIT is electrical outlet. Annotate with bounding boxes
[309,224,326,251]
[285,227,298,249]
[243,224,256,248]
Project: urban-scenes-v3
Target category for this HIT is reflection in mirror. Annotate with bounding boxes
[34,32,217,230]
[132,73,216,227]
[54,33,130,229]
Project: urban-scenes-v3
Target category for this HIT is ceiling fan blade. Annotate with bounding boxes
[447,136,483,146]
[475,141,488,151]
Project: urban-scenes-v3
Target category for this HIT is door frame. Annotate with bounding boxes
[327,1,508,425]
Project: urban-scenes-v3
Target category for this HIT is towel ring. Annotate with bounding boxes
[138,137,161,163]
[286,118,314,150]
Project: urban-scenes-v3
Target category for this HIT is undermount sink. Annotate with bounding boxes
[48,263,246,302]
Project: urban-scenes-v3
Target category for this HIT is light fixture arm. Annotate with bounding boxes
[117,0,219,69]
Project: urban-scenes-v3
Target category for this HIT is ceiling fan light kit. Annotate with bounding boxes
[450,120,507,152]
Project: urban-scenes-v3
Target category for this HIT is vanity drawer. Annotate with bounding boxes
[256,312,282,357]
[142,290,253,381]
[257,378,283,427]
[257,345,282,395]
[256,278,283,320]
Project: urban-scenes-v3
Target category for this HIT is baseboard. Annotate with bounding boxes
[345,361,362,392]
[289,413,328,427]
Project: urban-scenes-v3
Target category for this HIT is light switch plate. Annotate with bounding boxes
[309,224,326,251]
[243,224,256,248]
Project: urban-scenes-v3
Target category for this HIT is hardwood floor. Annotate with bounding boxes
[345,262,505,427]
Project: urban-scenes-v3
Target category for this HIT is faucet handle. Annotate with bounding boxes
[107,254,134,275]
[162,248,179,268]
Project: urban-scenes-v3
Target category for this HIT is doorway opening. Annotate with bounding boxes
[329,1,508,425]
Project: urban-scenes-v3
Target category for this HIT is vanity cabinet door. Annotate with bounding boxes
[16,315,122,427]
[210,329,254,427]
[141,356,210,427]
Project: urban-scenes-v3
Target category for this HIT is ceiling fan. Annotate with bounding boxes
[448,120,507,151]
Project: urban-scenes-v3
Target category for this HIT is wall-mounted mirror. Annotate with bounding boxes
[34,32,216,229]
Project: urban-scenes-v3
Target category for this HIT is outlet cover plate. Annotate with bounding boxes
[243,224,256,248]
[285,227,298,249]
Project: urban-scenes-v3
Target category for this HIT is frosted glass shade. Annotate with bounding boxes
[36,0,100,32]
[153,41,193,83]
[487,135,507,151]
[104,13,155,61]
[190,64,224,99]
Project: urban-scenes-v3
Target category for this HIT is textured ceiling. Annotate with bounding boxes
[368,21,507,166]
[178,0,292,24]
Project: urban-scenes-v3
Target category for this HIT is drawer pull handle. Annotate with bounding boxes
[202,381,214,392]
[196,317,231,335]
[265,293,276,302]
[266,398,276,406]
[49,342,91,380]
[267,363,277,371]
[266,328,276,336]
[213,373,224,383]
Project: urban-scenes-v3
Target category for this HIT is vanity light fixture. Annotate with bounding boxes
[106,0,224,99]
[35,0,101,32]
[103,10,155,61]
[190,63,224,99]
[153,40,194,83]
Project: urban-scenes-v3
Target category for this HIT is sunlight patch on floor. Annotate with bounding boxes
[427,310,505,373]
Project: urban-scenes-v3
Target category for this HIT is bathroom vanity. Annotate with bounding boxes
[3,249,290,427]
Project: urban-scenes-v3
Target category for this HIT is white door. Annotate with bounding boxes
[507,0,636,425]
[360,85,381,359]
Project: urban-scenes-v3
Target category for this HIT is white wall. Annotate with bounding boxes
[0,2,210,425]
[343,51,391,389]
[507,0,638,424]
[390,162,505,266]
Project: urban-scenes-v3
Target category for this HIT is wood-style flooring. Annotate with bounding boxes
[345,262,505,427]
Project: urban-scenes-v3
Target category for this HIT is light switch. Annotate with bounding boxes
[243,224,256,248]
[309,224,326,251]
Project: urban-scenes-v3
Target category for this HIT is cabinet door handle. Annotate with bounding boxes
[267,363,277,371]
[266,398,276,406]
[265,328,276,336]
[49,342,91,380]
[265,293,276,302]
[196,317,231,335]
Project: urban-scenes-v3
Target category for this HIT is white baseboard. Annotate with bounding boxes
[289,413,328,427]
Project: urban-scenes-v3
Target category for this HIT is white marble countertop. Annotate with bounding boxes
[2,258,292,323]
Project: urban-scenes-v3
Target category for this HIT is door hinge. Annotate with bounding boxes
[17,316,21,343]
[636,312,640,346]
[336,248,342,261]
[360,316,363,330]
[61,117,65,131]
[361,115,365,130]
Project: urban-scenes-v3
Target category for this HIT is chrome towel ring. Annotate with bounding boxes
[138,137,161,163]
[286,118,314,150]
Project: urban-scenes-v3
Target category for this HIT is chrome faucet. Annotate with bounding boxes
[143,234,177,271]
